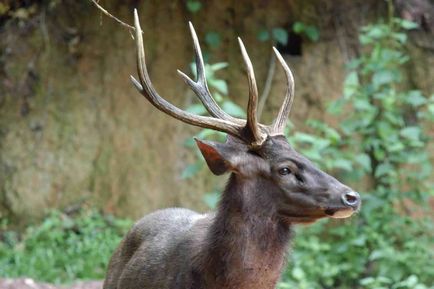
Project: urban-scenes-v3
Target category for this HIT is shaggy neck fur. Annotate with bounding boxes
[195,174,293,289]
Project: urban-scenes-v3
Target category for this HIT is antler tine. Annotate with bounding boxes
[238,37,265,145]
[131,9,244,138]
[177,23,241,123]
[187,22,206,83]
[271,47,295,134]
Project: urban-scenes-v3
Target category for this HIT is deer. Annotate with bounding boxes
[103,9,361,289]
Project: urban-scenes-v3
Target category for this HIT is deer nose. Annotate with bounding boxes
[341,191,360,208]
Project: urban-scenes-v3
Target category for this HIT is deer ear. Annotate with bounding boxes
[195,138,233,175]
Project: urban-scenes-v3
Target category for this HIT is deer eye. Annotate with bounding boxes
[278,167,292,176]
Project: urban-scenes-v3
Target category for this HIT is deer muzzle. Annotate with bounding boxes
[325,191,361,219]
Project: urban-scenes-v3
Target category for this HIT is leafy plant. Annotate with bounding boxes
[292,21,320,42]
[257,27,289,46]
[205,31,222,48]
[0,210,132,284]
[186,0,202,14]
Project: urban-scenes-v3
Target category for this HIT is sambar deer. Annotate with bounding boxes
[103,10,361,289]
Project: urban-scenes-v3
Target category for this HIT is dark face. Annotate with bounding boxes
[196,135,361,224]
[257,136,361,223]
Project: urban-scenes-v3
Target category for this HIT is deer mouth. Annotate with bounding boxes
[280,216,320,224]
[278,209,327,224]
[324,207,355,219]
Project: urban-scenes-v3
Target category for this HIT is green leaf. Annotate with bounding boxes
[292,267,305,280]
[354,98,372,111]
[343,71,359,98]
[323,126,341,143]
[203,192,220,209]
[292,22,305,33]
[366,25,386,39]
[359,34,372,45]
[313,139,331,151]
[222,101,246,117]
[392,32,407,44]
[388,142,404,152]
[327,98,346,114]
[377,121,393,140]
[205,31,221,48]
[355,154,371,172]
[293,132,318,144]
[272,27,288,45]
[375,163,392,178]
[185,104,207,115]
[183,138,195,148]
[196,129,218,139]
[360,277,376,286]
[257,29,270,42]
[352,235,367,246]
[406,90,426,107]
[373,147,385,161]
[213,92,223,102]
[400,126,421,141]
[209,79,228,95]
[190,62,197,78]
[333,159,353,171]
[209,62,228,71]
[379,48,402,62]
[372,70,395,88]
[399,19,419,30]
[305,26,319,42]
[292,22,319,42]
[186,0,202,13]
[181,163,203,179]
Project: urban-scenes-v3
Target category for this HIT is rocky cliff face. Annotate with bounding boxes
[0,0,432,225]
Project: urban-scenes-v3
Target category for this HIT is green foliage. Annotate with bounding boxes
[257,22,320,44]
[279,10,434,289]
[205,31,222,48]
[203,192,220,209]
[186,0,202,13]
[0,210,132,284]
[292,21,320,42]
[257,27,289,46]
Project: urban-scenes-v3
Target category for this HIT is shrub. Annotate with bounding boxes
[0,210,132,284]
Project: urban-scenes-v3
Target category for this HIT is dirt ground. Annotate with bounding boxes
[0,279,102,289]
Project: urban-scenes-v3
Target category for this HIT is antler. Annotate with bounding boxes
[271,47,295,134]
[131,9,295,146]
[237,38,265,146]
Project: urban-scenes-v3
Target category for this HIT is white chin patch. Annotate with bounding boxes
[330,209,354,219]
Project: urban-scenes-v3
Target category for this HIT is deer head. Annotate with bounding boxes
[131,10,360,223]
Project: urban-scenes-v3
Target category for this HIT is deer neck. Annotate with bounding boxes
[198,174,292,289]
